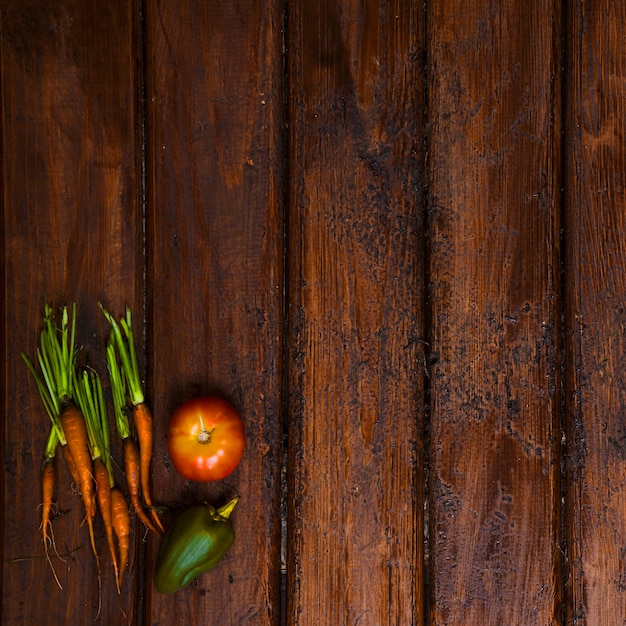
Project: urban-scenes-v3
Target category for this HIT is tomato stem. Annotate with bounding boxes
[196,415,213,444]
[197,429,211,445]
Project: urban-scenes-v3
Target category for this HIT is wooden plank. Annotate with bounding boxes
[427,2,562,623]
[1,1,143,622]
[285,1,426,623]
[143,1,284,623]
[564,2,626,623]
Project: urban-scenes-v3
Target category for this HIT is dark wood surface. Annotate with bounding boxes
[1,1,625,625]
[285,2,425,624]
[2,1,143,622]
[427,1,562,624]
[564,2,626,624]
[143,1,284,623]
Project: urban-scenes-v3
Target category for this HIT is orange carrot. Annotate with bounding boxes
[41,428,58,549]
[41,459,61,588]
[101,304,164,533]
[61,441,80,486]
[41,457,64,589]
[40,428,64,588]
[93,457,119,590]
[75,365,130,594]
[123,437,158,534]
[132,402,163,532]
[60,402,97,557]
[24,304,99,567]
[111,486,130,589]
[41,458,55,546]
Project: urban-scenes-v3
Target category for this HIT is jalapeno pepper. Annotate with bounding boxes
[154,496,238,594]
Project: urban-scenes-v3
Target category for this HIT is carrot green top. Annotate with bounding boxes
[21,302,80,446]
[73,366,115,487]
[99,304,145,407]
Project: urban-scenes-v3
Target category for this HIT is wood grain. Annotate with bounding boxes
[4,1,626,623]
[564,1,626,623]
[285,1,426,624]
[143,1,284,623]
[427,1,562,623]
[1,1,142,622]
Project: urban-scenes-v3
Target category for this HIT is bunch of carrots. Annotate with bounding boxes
[22,302,163,592]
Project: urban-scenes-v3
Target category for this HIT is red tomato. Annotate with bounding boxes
[167,396,245,482]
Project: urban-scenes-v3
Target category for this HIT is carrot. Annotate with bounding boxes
[106,342,157,537]
[41,458,55,547]
[23,346,80,487]
[61,443,81,487]
[41,458,65,589]
[88,365,135,593]
[23,303,98,558]
[110,486,130,589]
[41,428,59,547]
[123,437,158,533]
[132,401,163,531]
[104,314,163,534]
[40,428,64,588]
[93,458,119,588]
[60,402,97,557]
[74,366,125,590]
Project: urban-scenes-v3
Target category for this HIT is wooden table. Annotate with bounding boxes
[2,1,625,624]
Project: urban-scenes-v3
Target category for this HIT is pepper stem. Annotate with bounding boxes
[216,496,239,520]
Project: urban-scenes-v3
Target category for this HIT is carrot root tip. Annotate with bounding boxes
[43,524,64,589]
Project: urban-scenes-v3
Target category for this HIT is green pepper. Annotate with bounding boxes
[154,496,238,594]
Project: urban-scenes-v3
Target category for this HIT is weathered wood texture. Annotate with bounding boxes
[564,2,626,624]
[143,0,284,623]
[285,1,425,624]
[1,1,143,623]
[427,1,563,624]
[2,1,626,625]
